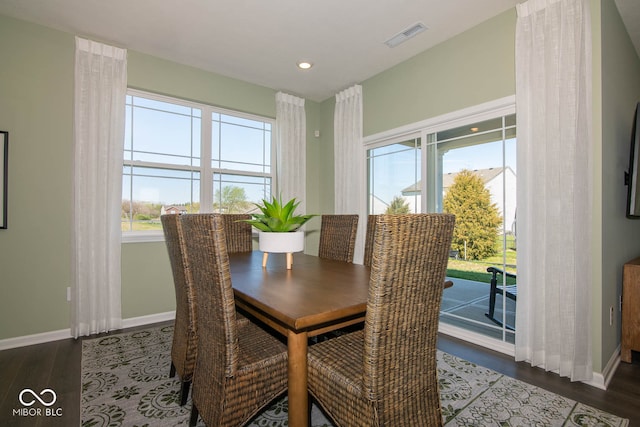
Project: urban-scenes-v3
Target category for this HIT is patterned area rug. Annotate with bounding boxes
[81,325,629,426]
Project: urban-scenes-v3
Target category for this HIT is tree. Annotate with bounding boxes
[184,202,200,213]
[385,195,411,214]
[122,199,151,220]
[214,186,252,213]
[442,169,502,260]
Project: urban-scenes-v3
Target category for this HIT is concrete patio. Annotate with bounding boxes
[440,277,516,344]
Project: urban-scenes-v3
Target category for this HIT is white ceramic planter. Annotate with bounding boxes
[258,231,304,270]
[258,231,305,253]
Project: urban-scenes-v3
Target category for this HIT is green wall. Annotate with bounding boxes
[128,51,277,119]
[599,0,640,369]
[0,16,74,339]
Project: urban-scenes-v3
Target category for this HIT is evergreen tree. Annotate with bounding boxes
[385,195,411,214]
[443,169,502,260]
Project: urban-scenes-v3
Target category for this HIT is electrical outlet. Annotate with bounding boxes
[609,306,614,326]
[67,287,71,302]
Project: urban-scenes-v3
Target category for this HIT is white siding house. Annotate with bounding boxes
[400,167,517,233]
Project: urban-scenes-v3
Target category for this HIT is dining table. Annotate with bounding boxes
[228,250,371,427]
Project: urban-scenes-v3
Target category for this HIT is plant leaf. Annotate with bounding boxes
[281,198,299,221]
[240,196,317,232]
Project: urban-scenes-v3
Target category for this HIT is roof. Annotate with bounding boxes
[401,167,508,195]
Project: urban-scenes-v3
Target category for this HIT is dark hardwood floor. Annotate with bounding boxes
[1,322,639,426]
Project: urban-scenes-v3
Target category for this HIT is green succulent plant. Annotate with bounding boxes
[243,196,316,232]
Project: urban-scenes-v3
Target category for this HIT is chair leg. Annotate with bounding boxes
[180,380,191,406]
[485,289,516,331]
[485,274,498,323]
[485,268,516,331]
[189,404,199,427]
[169,362,176,378]
[485,312,516,331]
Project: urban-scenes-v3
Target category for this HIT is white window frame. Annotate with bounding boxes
[364,96,515,147]
[122,89,275,243]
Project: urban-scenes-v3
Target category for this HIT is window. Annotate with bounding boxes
[122,90,273,239]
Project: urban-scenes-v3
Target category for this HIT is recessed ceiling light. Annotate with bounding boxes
[297,61,313,70]
[470,127,479,132]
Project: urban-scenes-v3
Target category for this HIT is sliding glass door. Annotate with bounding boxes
[368,136,421,214]
[433,114,517,346]
[366,106,517,350]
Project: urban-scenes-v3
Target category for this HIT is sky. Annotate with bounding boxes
[369,137,516,208]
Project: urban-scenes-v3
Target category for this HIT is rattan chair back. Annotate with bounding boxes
[160,214,198,405]
[318,214,359,262]
[363,214,379,267]
[179,213,288,427]
[365,215,454,402]
[221,213,253,253]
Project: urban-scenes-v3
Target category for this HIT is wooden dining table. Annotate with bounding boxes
[228,251,370,427]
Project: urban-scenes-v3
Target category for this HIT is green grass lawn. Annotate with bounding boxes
[121,220,163,231]
[446,235,517,284]
[446,264,517,285]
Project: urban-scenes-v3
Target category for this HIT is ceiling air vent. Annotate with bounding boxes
[384,22,428,48]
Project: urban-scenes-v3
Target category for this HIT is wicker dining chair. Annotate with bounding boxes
[221,213,253,253]
[179,214,288,427]
[307,214,455,427]
[363,214,378,267]
[318,214,359,263]
[161,214,249,406]
[160,214,200,406]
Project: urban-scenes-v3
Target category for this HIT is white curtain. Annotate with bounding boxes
[515,0,593,381]
[275,92,306,209]
[334,85,365,264]
[72,37,127,338]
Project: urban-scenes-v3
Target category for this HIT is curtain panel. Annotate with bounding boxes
[72,37,127,338]
[275,92,306,210]
[334,85,365,264]
[514,0,593,381]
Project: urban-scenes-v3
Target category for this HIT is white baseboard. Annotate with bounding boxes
[121,311,175,329]
[0,311,176,351]
[582,344,621,390]
[0,329,73,351]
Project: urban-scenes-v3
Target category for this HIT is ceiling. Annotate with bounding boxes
[0,0,638,103]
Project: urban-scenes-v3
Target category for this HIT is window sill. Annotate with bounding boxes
[122,231,165,244]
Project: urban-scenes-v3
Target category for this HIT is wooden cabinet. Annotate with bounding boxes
[622,257,640,363]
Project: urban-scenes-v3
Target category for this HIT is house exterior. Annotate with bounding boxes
[399,167,517,234]
[161,205,188,215]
